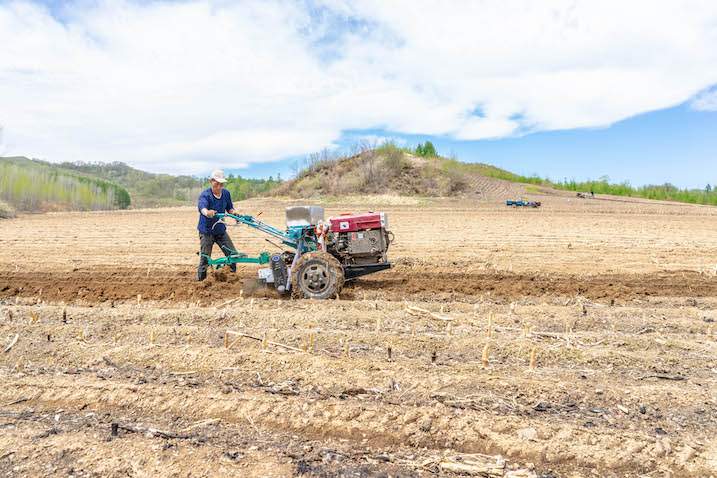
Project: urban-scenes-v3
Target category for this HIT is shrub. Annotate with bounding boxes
[441,159,469,194]
[294,175,321,198]
[379,140,410,173]
[0,200,15,219]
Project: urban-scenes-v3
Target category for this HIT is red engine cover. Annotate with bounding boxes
[329,212,387,232]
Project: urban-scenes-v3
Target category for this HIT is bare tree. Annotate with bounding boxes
[0,125,10,158]
[359,137,379,184]
[289,160,300,179]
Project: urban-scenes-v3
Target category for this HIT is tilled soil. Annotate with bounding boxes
[3,266,717,304]
[1,200,717,477]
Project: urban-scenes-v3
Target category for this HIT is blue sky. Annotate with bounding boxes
[2,1,717,189]
[235,101,717,189]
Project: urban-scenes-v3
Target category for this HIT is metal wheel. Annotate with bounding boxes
[291,251,344,299]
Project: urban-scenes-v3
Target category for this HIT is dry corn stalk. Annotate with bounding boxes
[446,321,453,337]
[137,294,142,305]
[227,336,242,350]
[405,305,454,322]
[226,330,302,352]
[524,323,531,334]
[430,312,454,322]
[482,343,489,368]
[529,347,536,372]
[344,341,349,357]
[387,341,392,361]
[186,335,192,345]
[488,312,493,338]
[30,311,38,323]
[439,458,508,476]
[151,330,157,345]
[411,322,416,337]
[3,334,19,354]
[405,305,429,314]
[376,316,381,333]
[182,418,221,432]
[114,334,120,346]
[215,297,240,308]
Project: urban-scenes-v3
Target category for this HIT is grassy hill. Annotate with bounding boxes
[0,156,284,214]
[274,142,521,198]
[49,160,205,208]
[0,156,131,213]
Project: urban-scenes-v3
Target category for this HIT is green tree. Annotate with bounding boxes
[422,141,437,157]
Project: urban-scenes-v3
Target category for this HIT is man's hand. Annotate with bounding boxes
[206,209,217,219]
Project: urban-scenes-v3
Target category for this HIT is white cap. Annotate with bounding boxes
[210,169,228,183]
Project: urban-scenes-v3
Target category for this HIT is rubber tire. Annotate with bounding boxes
[291,251,344,299]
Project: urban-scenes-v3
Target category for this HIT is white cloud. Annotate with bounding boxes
[690,88,717,111]
[1,0,717,173]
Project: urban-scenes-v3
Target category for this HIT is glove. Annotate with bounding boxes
[206,210,217,219]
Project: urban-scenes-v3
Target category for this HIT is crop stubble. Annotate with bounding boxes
[0,199,716,477]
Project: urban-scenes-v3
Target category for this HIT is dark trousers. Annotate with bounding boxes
[197,232,237,281]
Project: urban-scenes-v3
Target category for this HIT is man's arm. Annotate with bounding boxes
[225,190,235,215]
[198,193,215,217]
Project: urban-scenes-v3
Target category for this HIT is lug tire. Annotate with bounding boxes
[291,251,344,299]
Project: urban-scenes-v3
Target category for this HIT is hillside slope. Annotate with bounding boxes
[0,156,131,213]
[32,159,205,208]
[273,146,541,201]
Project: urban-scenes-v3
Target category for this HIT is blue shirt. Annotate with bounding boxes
[197,187,234,235]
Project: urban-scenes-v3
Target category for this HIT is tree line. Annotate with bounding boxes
[0,160,130,211]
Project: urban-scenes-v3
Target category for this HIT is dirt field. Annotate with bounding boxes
[1,195,716,477]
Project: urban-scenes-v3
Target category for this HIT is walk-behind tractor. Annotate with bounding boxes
[506,197,541,208]
[201,207,395,299]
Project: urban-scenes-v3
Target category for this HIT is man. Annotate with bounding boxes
[197,169,238,281]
